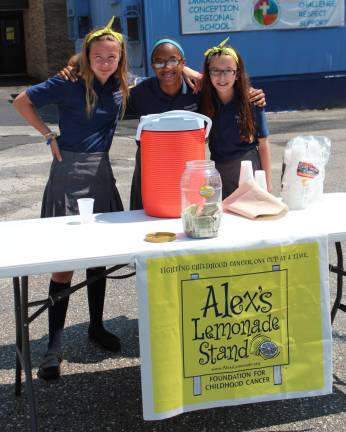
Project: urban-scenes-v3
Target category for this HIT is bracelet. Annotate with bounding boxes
[46,133,57,146]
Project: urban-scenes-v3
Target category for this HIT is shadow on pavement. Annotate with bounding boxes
[0,371,345,432]
[0,316,140,372]
[0,312,345,431]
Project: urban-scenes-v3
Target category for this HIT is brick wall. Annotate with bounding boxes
[23,0,47,80]
[23,0,73,80]
[43,0,74,77]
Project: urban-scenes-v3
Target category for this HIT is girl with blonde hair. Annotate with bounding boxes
[13,18,128,380]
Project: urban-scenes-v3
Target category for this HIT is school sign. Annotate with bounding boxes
[180,0,345,33]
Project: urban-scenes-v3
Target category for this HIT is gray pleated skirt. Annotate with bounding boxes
[41,150,123,218]
[215,147,261,200]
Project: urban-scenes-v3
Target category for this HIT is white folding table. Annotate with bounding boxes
[1,193,345,431]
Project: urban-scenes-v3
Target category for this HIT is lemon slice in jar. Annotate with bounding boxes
[199,185,215,198]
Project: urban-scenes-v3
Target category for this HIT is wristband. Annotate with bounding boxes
[46,133,58,146]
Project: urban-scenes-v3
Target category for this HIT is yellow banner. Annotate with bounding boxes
[142,242,331,416]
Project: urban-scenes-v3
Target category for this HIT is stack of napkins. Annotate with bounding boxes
[223,181,288,220]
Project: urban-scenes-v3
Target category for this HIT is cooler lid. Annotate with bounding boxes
[135,110,212,141]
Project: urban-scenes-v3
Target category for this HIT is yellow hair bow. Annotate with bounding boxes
[204,37,239,65]
[86,17,123,45]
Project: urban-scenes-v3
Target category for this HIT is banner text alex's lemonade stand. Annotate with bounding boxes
[137,240,332,419]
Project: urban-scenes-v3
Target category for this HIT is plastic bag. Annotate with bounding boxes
[280,135,331,210]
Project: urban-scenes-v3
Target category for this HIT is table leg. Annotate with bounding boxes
[331,242,344,323]
[9,264,134,432]
[13,277,23,396]
[20,276,38,432]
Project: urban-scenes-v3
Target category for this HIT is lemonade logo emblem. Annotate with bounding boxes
[254,0,279,26]
[250,334,280,359]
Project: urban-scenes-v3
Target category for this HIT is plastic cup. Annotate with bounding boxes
[255,170,268,191]
[77,198,94,224]
[239,160,254,186]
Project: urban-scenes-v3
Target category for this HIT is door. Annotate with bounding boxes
[0,12,26,75]
[123,5,143,75]
[118,0,145,77]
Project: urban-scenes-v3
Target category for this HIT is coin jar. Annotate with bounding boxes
[181,160,222,238]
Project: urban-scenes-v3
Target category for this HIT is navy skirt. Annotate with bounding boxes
[41,150,123,218]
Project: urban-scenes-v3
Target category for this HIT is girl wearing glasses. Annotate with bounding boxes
[200,38,272,198]
[128,38,202,209]
[13,18,128,380]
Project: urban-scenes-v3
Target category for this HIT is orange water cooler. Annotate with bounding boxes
[135,110,212,217]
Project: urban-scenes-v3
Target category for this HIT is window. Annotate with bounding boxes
[127,17,139,41]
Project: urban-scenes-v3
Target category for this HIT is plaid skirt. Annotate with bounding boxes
[41,150,123,218]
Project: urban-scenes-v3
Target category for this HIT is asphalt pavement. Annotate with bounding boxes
[0,80,345,431]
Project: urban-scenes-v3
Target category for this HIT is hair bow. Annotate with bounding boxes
[86,17,123,45]
[204,37,239,65]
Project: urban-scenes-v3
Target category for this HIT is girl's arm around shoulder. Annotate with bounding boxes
[183,66,203,93]
[249,87,266,107]
[58,54,80,81]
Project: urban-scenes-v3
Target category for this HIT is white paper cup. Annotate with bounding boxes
[77,198,94,224]
[255,170,268,191]
[239,160,254,186]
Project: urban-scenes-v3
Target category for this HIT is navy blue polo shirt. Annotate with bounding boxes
[126,77,199,118]
[208,100,269,162]
[26,75,122,153]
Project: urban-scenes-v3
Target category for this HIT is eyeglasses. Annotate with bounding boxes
[209,68,237,77]
[152,58,181,69]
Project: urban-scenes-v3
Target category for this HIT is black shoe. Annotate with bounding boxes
[88,326,121,353]
[37,352,62,380]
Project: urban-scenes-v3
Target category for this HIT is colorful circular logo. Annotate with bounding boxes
[254,0,279,26]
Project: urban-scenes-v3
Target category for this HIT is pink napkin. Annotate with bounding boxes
[223,181,288,220]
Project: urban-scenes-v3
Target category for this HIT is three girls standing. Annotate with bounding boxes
[59,36,269,206]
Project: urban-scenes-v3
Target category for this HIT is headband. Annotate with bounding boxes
[86,16,123,45]
[204,37,239,65]
[151,38,185,58]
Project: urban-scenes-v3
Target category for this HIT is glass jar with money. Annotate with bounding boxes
[181,160,222,238]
